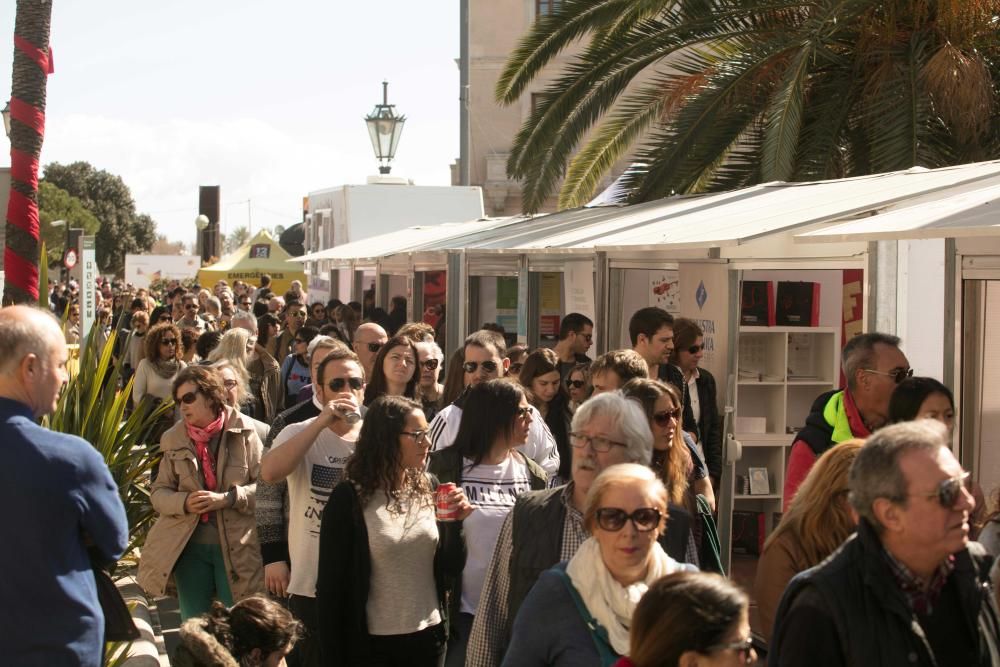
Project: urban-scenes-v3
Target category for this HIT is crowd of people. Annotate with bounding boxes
[3,273,1000,666]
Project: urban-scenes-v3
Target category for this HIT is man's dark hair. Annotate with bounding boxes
[130,298,145,311]
[590,349,649,384]
[465,329,507,359]
[196,330,223,360]
[259,274,271,287]
[559,312,594,340]
[628,307,674,347]
[842,332,902,391]
[316,346,362,386]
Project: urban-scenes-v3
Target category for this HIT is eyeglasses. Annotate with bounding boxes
[158,315,172,322]
[365,342,384,354]
[566,379,586,389]
[710,637,754,664]
[328,377,364,392]
[402,430,429,442]
[516,406,532,419]
[223,379,238,390]
[570,432,628,453]
[290,311,305,319]
[594,507,662,532]
[184,304,197,310]
[906,472,971,509]
[862,367,914,384]
[687,344,704,354]
[421,359,440,371]
[176,391,200,404]
[463,360,498,374]
[508,362,524,375]
[160,338,177,347]
[653,408,682,426]
[294,338,306,344]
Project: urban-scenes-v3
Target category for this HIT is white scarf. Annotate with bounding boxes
[566,536,689,655]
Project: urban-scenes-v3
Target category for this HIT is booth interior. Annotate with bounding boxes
[290,160,1000,595]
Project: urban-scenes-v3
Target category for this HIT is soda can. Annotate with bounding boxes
[435,482,460,521]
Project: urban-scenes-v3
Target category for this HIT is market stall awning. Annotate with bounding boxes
[794,180,1000,243]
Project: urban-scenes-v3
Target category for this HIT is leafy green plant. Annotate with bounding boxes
[46,327,173,554]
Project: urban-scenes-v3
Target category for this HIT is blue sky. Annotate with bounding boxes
[0,1,460,244]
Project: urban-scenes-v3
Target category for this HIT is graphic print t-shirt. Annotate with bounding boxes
[270,417,356,597]
[459,454,532,614]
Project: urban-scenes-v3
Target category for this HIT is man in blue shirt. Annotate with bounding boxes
[0,305,128,666]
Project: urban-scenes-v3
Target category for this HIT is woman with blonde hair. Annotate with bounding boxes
[753,439,864,642]
[208,329,258,418]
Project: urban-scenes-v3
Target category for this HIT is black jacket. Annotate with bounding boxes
[770,519,1000,667]
[692,368,722,481]
[316,479,466,666]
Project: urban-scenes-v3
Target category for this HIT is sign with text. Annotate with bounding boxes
[81,237,97,344]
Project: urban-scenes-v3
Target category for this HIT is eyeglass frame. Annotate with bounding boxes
[904,471,972,509]
[463,360,499,374]
[327,376,364,392]
[594,507,662,533]
[862,367,914,384]
[709,636,754,664]
[401,430,430,442]
[570,431,628,453]
[652,408,682,426]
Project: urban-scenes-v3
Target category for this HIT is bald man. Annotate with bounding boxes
[352,322,388,380]
[0,306,128,666]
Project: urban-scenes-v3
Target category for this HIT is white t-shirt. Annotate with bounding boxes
[459,454,533,615]
[270,416,356,597]
[428,403,560,478]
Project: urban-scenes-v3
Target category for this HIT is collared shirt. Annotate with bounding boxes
[882,547,955,615]
[675,364,702,426]
[466,483,587,667]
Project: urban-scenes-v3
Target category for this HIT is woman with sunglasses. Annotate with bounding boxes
[616,571,755,667]
[138,365,265,621]
[503,464,695,667]
[566,364,592,413]
[280,325,319,409]
[415,341,445,421]
[363,335,420,407]
[669,319,722,493]
[753,439,862,644]
[306,302,330,329]
[519,348,573,484]
[213,360,270,446]
[317,396,472,666]
[428,379,548,667]
[133,321,187,408]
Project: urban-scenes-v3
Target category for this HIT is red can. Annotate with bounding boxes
[436,482,460,521]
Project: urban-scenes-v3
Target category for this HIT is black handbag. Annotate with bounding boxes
[92,562,141,642]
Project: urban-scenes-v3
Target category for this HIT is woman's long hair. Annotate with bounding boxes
[518,348,572,480]
[363,335,419,406]
[453,379,524,470]
[208,328,251,380]
[629,572,747,667]
[765,439,863,566]
[345,395,431,509]
[440,347,467,406]
[888,376,954,423]
[620,378,690,506]
[201,597,300,661]
[144,322,183,362]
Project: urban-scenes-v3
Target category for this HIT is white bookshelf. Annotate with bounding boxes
[732,326,840,539]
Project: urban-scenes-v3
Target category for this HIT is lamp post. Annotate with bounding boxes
[195,214,210,265]
[364,81,406,175]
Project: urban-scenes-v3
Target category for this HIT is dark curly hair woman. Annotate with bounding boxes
[316,396,472,666]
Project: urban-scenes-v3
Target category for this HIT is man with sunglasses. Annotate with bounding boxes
[553,312,594,382]
[771,420,1000,667]
[176,293,208,333]
[351,321,388,380]
[428,331,559,478]
[273,300,307,365]
[0,306,128,666]
[784,332,911,511]
[259,344,363,667]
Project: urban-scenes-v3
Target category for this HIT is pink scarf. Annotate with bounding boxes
[186,411,226,523]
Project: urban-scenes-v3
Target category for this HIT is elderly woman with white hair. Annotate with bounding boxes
[467,391,698,667]
[502,463,696,667]
[414,340,445,421]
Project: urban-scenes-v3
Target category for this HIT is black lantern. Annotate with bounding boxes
[364,81,406,175]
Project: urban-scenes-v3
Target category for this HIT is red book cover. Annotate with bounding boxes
[775,281,820,326]
[740,281,775,326]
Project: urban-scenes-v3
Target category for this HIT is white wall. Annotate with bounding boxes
[897,238,946,380]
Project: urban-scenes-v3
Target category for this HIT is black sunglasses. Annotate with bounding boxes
[515,406,532,418]
[595,507,662,532]
[463,360,498,374]
[653,408,682,426]
[158,314,172,322]
[328,377,364,392]
[421,359,440,371]
[907,472,971,509]
[366,342,384,354]
[184,304,197,310]
[687,344,704,354]
[863,367,914,384]
[710,637,754,664]
[566,379,586,389]
[508,362,524,375]
[160,338,177,346]
[176,391,199,404]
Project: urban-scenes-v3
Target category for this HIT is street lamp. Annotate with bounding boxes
[364,81,406,175]
[195,214,210,265]
[1,101,10,138]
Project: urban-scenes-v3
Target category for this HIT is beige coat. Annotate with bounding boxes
[753,529,812,643]
[137,406,265,600]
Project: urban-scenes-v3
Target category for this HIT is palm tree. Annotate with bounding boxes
[499,0,1000,213]
[4,0,53,304]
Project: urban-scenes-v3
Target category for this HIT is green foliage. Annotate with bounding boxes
[45,328,173,554]
[224,225,251,254]
[38,182,102,266]
[42,162,158,275]
[501,0,1000,211]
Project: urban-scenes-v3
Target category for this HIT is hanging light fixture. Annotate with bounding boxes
[364,81,406,175]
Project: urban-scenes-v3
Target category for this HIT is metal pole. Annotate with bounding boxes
[459,0,471,186]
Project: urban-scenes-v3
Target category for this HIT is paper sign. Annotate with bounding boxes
[540,273,561,311]
[649,270,680,313]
